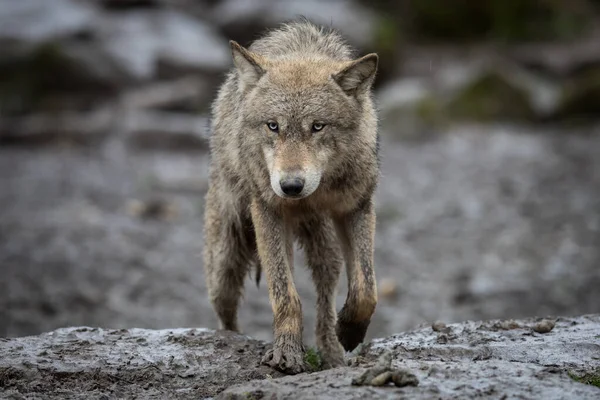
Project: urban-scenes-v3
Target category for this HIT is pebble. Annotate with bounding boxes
[432,321,447,332]
[533,319,555,334]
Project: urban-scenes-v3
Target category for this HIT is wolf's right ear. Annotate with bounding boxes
[333,53,378,97]
[230,41,265,90]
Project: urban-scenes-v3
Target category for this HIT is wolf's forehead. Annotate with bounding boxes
[268,59,342,88]
[261,87,338,119]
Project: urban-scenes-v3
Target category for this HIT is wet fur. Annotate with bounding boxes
[203,19,379,374]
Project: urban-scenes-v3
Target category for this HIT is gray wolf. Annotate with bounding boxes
[203,19,379,374]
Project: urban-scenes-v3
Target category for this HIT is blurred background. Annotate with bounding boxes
[1,0,599,343]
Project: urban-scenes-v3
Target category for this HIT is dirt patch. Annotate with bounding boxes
[0,327,283,399]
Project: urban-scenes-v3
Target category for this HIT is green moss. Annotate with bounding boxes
[488,0,587,42]
[556,68,600,121]
[368,0,592,43]
[569,370,600,388]
[414,95,448,127]
[415,96,436,121]
[0,42,112,115]
[373,15,400,56]
[408,0,490,41]
[243,392,261,400]
[447,71,536,122]
[304,347,323,372]
[370,14,403,87]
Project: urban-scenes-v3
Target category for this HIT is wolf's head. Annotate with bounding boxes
[230,41,378,200]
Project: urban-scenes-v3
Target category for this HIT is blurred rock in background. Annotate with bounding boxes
[2,0,600,138]
[1,0,599,343]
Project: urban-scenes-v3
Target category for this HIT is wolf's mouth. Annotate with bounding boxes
[277,192,306,200]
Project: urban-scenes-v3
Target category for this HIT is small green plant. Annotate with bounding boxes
[304,347,323,372]
[569,370,600,388]
[243,391,262,400]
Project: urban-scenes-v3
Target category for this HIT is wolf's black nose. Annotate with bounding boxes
[280,178,305,196]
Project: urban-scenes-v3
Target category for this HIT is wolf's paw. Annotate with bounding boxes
[321,349,345,369]
[261,338,306,375]
[336,317,370,352]
[318,338,346,369]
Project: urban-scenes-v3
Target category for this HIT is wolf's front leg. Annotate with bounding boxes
[334,199,378,351]
[297,217,345,369]
[250,199,306,374]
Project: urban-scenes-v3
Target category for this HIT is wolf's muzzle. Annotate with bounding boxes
[280,177,305,197]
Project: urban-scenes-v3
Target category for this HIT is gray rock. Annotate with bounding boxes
[222,315,600,399]
[0,0,96,42]
[211,0,376,48]
[1,315,599,399]
[511,29,600,77]
[0,1,118,110]
[0,0,230,88]
[0,327,281,399]
[95,10,230,80]
[377,58,562,133]
[533,319,556,334]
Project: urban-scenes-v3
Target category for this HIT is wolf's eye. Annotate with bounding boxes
[312,123,325,132]
[267,121,279,132]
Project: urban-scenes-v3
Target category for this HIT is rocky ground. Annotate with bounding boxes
[1,0,600,392]
[1,1,600,398]
[1,315,599,399]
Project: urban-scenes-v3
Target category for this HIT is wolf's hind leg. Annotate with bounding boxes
[204,194,253,332]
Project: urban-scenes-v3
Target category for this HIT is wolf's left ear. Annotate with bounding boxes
[230,40,265,90]
[333,53,378,96]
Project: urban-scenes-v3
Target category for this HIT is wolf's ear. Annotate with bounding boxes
[230,40,265,89]
[333,53,378,96]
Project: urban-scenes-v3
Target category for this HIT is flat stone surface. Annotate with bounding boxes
[1,315,599,399]
[221,314,600,399]
[0,327,282,399]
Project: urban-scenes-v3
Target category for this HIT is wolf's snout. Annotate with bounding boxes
[280,177,305,197]
[270,168,320,199]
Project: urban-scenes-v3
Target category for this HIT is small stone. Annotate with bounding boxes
[246,390,264,399]
[432,321,447,332]
[370,371,393,386]
[436,334,448,344]
[391,369,419,387]
[351,351,393,386]
[352,351,419,389]
[374,351,393,370]
[533,319,555,334]
[347,355,367,367]
[494,320,521,330]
